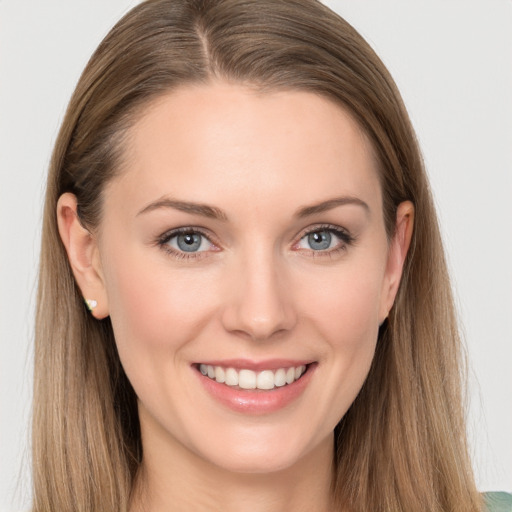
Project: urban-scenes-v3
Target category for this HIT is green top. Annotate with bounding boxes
[483,492,512,512]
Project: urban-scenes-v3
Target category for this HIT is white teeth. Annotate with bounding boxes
[256,370,275,390]
[225,367,239,386]
[295,366,305,380]
[239,369,257,389]
[199,364,308,390]
[215,366,225,383]
[274,368,286,387]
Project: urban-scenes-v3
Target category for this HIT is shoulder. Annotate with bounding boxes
[482,492,512,512]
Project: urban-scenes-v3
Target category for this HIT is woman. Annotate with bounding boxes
[32,0,510,510]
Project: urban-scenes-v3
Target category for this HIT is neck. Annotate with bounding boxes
[130,430,335,512]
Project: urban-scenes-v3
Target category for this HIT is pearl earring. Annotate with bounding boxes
[85,299,98,312]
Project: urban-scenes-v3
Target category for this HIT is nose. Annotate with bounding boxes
[220,249,298,341]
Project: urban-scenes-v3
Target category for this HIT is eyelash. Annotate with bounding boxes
[295,224,355,258]
[156,227,217,260]
[156,224,355,260]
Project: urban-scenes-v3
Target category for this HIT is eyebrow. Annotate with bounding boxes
[295,196,370,218]
[137,197,228,221]
[137,195,369,221]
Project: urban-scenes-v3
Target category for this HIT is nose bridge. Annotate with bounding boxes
[221,243,296,340]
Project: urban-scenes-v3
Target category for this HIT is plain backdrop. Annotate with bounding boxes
[1,1,511,510]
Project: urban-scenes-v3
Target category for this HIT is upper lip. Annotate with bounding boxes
[194,359,314,371]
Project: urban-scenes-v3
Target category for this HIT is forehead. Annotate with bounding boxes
[109,81,381,217]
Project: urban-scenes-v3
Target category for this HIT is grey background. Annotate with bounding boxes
[1,0,511,509]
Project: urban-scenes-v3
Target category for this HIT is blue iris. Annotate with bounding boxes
[307,231,332,250]
[177,233,203,252]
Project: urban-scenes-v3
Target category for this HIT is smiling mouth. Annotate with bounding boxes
[197,364,308,391]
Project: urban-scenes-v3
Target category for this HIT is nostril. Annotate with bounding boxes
[221,301,297,341]
[219,260,298,340]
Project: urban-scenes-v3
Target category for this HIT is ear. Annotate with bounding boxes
[378,200,415,323]
[56,193,109,319]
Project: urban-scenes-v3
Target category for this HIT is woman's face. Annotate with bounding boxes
[85,82,410,473]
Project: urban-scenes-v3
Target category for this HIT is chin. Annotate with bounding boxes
[213,452,299,475]
[191,427,327,476]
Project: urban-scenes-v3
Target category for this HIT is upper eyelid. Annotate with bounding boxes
[296,223,353,240]
[158,226,215,243]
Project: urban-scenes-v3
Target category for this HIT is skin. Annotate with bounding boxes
[58,82,414,512]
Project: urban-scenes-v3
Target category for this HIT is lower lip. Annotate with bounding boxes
[195,364,316,415]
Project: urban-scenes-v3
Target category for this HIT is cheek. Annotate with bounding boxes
[298,255,385,402]
[300,258,385,348]
[102,248,217,367]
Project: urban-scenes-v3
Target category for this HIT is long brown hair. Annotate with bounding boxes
[33,1,481,510]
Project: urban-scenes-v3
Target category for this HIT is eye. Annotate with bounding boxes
[295,225,354,253]
[158,228,216,257]
[171,232,209,252]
